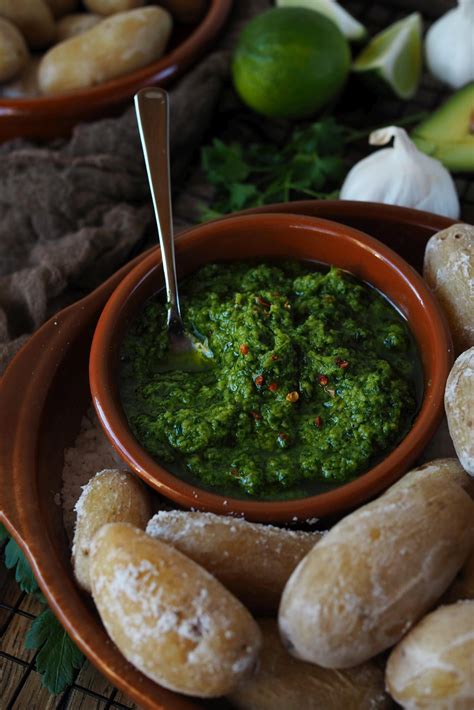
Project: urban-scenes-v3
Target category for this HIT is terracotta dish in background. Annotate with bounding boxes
[0,203,455,709]
[90,212,452,523]
[0,0,232,142]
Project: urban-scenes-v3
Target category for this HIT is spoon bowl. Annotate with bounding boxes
[134,87,213,371]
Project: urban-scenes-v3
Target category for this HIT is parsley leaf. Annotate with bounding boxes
[25,608,85,694]
[4,537,39,594]
[199,118,349,220]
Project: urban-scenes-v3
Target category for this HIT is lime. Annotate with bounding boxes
[353,13,422,99]
[232,7,351,119]
[276,0,367,42]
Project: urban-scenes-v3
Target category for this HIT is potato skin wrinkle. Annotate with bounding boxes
[279,466,474,668]
[72,468,151,593]
[146,510,322,613]
[423,223,474,355]
[445,348,474,476]
[229,619,392,710]
[38,6,172,94]
[386,601,474,709]
[90,523,262,698]
[0,18,28,82]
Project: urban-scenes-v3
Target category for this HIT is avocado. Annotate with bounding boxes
[411,83,474,172]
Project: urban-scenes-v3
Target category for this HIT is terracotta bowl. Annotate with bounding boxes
[0,0,231,142]
[0,202,455,709]
[89,212,452,523]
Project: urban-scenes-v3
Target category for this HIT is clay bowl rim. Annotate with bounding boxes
[89,212,452,523]
[0,0,232,117]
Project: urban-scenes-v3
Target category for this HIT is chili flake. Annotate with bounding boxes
[268,382,278,392]
[230,467,239,477]
[250,411,262,420]
[336,358,349,369]
[239,343,249,355]
[255,374,265,387]
[318,375,329,386]
[271,354,279,361]
[286,391,299,402]
[314,416,323,428]
[256,296,271,308]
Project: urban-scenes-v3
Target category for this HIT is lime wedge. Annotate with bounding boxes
[276,0,367,41]
[353,13,422,99]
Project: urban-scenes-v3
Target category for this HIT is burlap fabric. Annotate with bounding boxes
[0,0,270,373]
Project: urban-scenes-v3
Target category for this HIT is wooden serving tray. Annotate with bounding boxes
[0,201,453,709]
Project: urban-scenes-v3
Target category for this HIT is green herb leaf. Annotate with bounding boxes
[25,608,84,694]
[199,118,349,220]
[202,139,250,185]
[4,537,39,594]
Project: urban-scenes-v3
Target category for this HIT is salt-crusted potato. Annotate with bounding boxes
[386,601,474,709]
[445,348,474,475]
[72,469,151,593]
[38,6,172,94]
[228,619,392,710]
[83,0,144,15]
[389,457,473,496]
[44,0,79,18]
[423,223,474,354]
[146,511,322,613]
[90,523,262,698]
[0,18,28,82]
[57,12,101,41]
[279,471,474,668]
[0,0,56,49]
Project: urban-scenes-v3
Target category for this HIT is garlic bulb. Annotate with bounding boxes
[340,126,460,219]
[425,0,474,88]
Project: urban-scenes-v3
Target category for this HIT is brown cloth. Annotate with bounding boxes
[0,0,270,373]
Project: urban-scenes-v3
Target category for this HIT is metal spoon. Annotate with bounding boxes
[134,87,212,371]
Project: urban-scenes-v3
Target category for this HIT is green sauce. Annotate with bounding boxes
[120,262,421,499]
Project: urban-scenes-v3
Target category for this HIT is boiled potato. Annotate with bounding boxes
[445,348,474,475]
[279,468,474,668]
[57,12,101,40]
[72,468,151,593]
[90,523,262,697]
[0,0,56,49]
[386,601,474,709]
[44,0,79,18]
[423,223,474,354]
[1,55,40,97]
[38,6,172,94]
[83,0,144,15]
[146,510,322,613]
[389,458,473,496]
[228,619,393,710]
[0,18,28,82]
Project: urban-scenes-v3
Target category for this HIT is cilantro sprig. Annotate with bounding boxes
[1,524,84,693]
[25,608,85,694]
[200,118,348,220]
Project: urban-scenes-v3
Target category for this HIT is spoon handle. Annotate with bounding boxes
[134,87,181,327]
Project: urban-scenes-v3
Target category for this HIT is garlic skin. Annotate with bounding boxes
[340,127,460,219]
[425,0,474,89]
